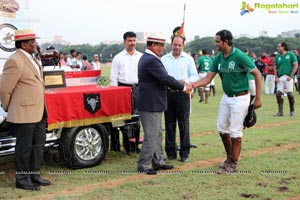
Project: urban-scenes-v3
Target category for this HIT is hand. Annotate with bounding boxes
[190,91,194,99]
[253,96,262,109]
[286,76,292,81]
[183,82,193,94]
[275,77,280,83]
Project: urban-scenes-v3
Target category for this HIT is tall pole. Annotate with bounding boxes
[179,3,186,36]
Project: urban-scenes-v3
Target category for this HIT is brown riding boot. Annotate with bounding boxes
[218,133,231,168]
[274,93,284,117]
[287,92,295,116]
[198,88,204,102]
[205,91,210,104]
[218,137,242,174]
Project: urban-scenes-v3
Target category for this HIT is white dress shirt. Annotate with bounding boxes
[19,49,42,80]
[110,49,142,86]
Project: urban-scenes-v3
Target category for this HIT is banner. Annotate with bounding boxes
[0,0,30,63]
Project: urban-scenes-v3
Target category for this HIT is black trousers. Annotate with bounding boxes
[110,124,140,152]
[13,118,46,184]
[164,91,190,159]
[110,83,140,152]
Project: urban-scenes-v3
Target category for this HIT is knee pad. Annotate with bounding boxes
[204,86,210,92]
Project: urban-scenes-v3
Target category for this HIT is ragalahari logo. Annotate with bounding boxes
[240,2,254,15]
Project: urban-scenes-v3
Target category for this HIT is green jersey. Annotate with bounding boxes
[197,55,213,73]
[210,46,256,96]
[275,51,297,77]
[247,55,255,81]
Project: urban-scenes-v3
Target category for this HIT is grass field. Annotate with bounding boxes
[0,64,299,200]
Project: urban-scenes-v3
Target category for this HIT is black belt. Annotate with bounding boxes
[227,91,248,97]
[168,89,183,93]
[118,82,138,87]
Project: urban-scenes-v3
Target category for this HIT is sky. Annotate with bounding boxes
[1,0,300,45]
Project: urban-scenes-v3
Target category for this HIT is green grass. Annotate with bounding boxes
[0,64,299,199]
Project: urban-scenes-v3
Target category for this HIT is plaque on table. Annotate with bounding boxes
[43,70,66,89]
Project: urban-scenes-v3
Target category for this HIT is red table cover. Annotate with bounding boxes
[45,85,132,131]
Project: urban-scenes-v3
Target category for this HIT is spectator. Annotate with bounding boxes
[91,54,101,70]
[264,53,276,94]
[197,49,214,104]
[82,55,92,70]
[66,49,80,70]
[109,31,142,154]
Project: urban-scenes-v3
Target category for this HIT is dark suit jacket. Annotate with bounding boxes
[137,51,184,112]
[0,49,45,123]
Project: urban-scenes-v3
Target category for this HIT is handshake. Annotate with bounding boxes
[181,81,194,94]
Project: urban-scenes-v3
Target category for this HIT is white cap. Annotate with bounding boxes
[147,32,166,44]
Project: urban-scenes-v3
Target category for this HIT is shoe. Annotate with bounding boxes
[290,111,294,116]
[217,163,238,174]
[138,168,157,175]
[180,158,189,163]
[273,112,283,117]
[219,159,230,169]
[135,148,141,153]
[123,151,131,155]
[32,178,51,186]
[199,99,203,102]
[153,164,174,171]
[166,155,177,160]
[16,182,40,190]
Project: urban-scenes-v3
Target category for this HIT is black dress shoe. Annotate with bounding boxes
[180,157,189,163]
[154,164,174,171]
[160,164,174,170]
[143,169,157,175]
[32,178,51,186]
[135,148,141,153]
[123,151,131,155]
[138,168,157,175]
[16,182,40,190]
[167,155,177,160]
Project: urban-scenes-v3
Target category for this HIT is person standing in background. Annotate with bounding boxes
[274,42,298,116]
[66,49,80,70]
[197,49,213,104]
[292,49,300,93]
[264,53,276,95]
[91,54,101,70]
[110,31,142,154]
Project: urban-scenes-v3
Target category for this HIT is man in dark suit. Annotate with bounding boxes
[137,33,192,175]
[0,29,51,190]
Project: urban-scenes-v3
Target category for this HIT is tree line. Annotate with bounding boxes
[41,36,300,63]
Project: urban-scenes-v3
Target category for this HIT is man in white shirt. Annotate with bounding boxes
[161,27,198,163]
[110,31,142,155]
[91,54,101,70]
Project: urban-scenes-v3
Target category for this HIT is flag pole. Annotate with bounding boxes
[179,3,186,36]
